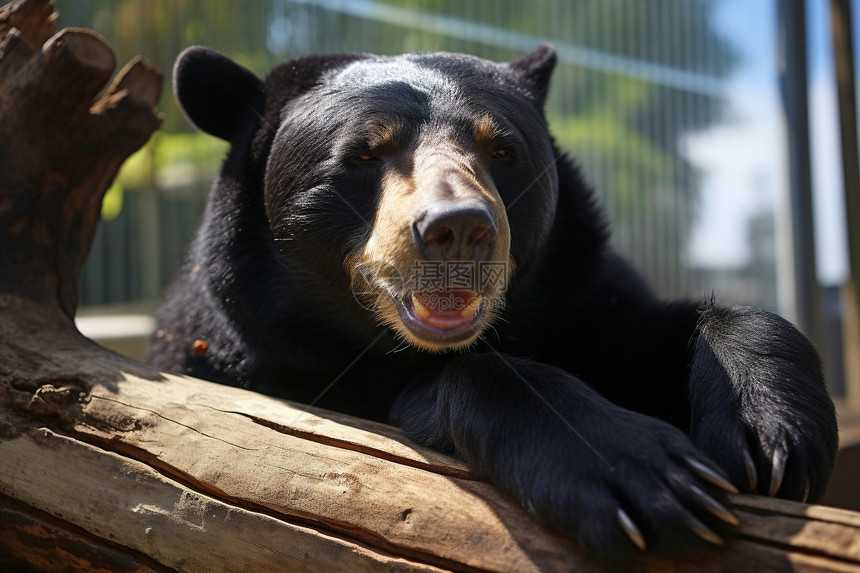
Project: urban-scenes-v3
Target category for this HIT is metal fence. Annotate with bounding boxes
[63,0,779,313]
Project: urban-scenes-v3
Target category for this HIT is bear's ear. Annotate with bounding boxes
[507,43,557,105]
[173,46,263,141]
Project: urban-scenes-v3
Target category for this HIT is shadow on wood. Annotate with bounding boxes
[1,0,859,571]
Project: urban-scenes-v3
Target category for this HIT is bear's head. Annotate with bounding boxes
[174,45,561,353]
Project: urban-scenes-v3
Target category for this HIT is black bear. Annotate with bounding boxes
[148,44,839,558]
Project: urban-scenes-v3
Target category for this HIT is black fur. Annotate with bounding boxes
[149,45,839,558]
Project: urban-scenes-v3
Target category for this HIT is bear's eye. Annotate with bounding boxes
[353,154,379,163]
[491,148,512,160]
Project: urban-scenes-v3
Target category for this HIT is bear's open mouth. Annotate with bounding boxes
[395,289,485,343]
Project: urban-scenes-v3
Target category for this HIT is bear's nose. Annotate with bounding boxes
[414,200,497,261]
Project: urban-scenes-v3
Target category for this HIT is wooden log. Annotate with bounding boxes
[2,366,860,572]
[1,0,859,571]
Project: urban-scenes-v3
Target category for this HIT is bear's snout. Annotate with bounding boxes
[347,131,513,352]
[414,200,497,263]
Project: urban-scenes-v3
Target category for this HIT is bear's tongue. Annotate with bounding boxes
[410,290,482,331]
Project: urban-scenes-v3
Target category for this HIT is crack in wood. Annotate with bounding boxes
[63,425,496,573]
[210,406,481,481]
[734,532,860,567]
[88,394,257,451]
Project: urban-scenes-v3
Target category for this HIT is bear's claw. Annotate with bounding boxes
[686,457,738,494]
[685,513,724,546]
[742,447,758,491]
[768,449,787,497]
[617,508,646,551]
[690,485,739,526]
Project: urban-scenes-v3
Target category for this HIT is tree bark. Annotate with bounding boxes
[1,1,859,571]
[0,0,161,318]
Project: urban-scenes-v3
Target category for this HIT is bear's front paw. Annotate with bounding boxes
[689,306,838,502]
[517,411,740,558]
[690,401,836,502]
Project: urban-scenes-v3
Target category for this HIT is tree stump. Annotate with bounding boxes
[1,1,860,571]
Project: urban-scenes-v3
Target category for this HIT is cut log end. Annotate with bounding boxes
[0,0,55,49]
[104,56,163,109]
[43,28,115,73]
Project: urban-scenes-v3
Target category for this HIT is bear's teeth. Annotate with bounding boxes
[412,294,431,319]
[460,295,482,318]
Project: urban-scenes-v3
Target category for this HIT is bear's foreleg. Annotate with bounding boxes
[391,353,740,557]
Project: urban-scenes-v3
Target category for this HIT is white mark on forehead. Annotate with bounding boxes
[327,59,458,97]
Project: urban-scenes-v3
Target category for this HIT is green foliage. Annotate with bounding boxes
[101,132,228,220]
